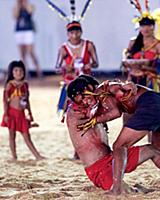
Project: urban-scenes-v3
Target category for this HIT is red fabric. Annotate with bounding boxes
[63,40,90,65]
[133,51,156,59]
[63,40,91,75]
[85,146,140,190]
[63,73,75,85]
[1,107,29,134]
[3,81,28,102]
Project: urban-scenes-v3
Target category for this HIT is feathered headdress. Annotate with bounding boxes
[45,0,93,22]
[128,0,154,24]
[152,8,160,40]
[128,0,160,39]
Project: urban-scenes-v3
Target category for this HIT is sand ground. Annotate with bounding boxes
[0,76,160,200]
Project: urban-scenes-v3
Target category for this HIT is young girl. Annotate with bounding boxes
[1,60,44,161]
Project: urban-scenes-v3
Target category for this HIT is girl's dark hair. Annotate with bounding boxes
[128,32,143,57]
[129,17,155,57]
[139,17,155,26]
[5,60,26,84]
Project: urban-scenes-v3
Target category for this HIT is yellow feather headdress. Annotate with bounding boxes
[129,0,160,39]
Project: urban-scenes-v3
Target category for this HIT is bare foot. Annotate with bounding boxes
[72,152,80,160]
[7,157,17,163]
[106,182,139,195]
[36,156,46,161]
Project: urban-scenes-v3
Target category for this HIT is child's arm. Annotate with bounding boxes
[3,83,11,121]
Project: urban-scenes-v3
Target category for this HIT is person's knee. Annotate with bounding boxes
[113,142,124,151]
[9,131,16,139]
[151,133,160,150]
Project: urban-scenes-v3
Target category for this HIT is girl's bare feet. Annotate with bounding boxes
[36,155,46,161]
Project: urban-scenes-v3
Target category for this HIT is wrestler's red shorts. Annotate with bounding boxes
[85,146,140,190]
[1,107,29,134]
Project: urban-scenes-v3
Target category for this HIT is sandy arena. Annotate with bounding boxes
[0,76,160,200]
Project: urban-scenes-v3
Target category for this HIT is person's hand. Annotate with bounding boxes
[77,117,97,133]
[30,121,39,128]
[29,114,34,122]
[122,82,137,96]
[83,64,91,71]
[4,115,8,123]
[65,64,74,73]
[55,67,62,74]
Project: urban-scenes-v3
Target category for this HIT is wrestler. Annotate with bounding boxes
[73,76,160,195]
[66,77,160,194]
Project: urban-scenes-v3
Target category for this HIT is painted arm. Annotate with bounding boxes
[77,96,122,132]
[96,97,122,123]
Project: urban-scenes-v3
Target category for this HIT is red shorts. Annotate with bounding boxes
[85,146,140,190]
[1,107,29,134]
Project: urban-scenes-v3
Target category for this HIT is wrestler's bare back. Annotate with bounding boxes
[66,105,110,167]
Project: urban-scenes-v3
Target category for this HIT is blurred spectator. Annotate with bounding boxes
[13,0,42,78]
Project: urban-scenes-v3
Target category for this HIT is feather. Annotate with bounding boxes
[128,0,142,13]
[57,84,67,112]
[80,0,93,20]
[69,0,76,20]
[144,0,150,12]
[45,0,69,21]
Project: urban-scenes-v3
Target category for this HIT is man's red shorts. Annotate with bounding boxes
[85,146,140,190]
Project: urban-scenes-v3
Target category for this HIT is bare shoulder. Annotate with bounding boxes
[156,40,160,51]
[59,45,67,55]
[5,82,12,91]
[23,80,29,87]
[87,40,95,49]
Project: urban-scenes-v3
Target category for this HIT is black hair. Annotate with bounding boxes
[67,21,82,32]
[139,17,155,26]
[67,77,89,102]
[128,32,144,57]
[78,74,99,90]
[128,17,155,57]
[67,75,99,102]
[5,60,26,84]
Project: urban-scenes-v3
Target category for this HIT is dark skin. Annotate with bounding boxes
[77,81,160,195]
[3,67,44,161]
[55,30,99,74]
[67,81,160,194]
